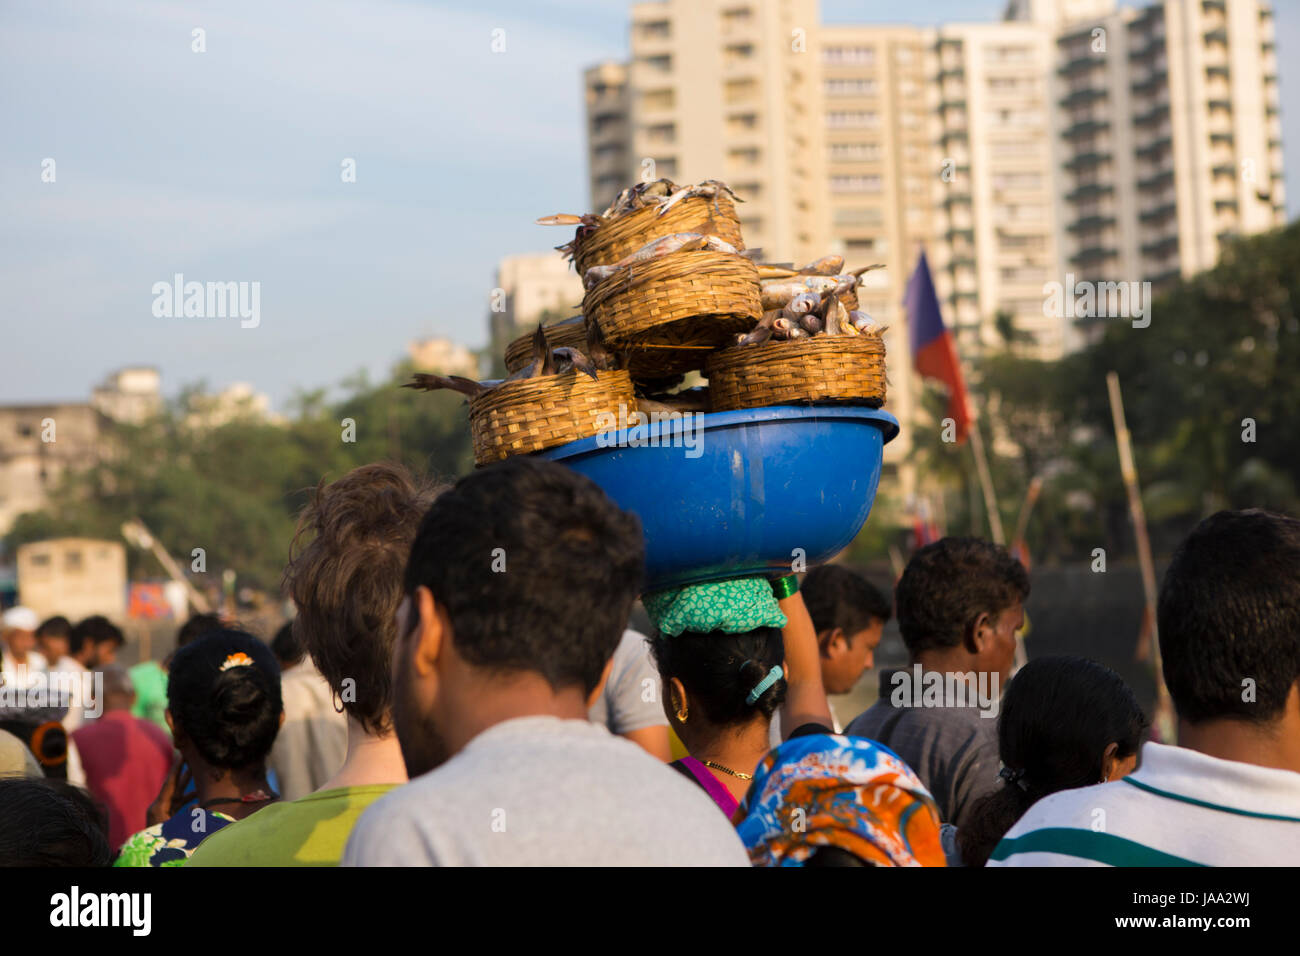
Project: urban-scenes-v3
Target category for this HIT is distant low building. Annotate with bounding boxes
[183,382,275,430]
[487,252,585,367]
[407,338,481,378]
[17,537,128,624]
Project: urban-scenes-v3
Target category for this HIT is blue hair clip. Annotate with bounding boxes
[745,665,784,705]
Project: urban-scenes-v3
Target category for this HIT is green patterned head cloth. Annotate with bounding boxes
[642,576,788,638]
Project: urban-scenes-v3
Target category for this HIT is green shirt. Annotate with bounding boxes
[186,784,397,867]
[128,660,170,734]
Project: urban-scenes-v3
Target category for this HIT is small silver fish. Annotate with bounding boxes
[800,314,823,334]
[402,374,491,399]
[797,255,844,276]
[786,292,821,316]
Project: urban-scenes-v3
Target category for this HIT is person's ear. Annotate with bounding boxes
[165,709,175,737]
[278,709,286,730]
[1101,741,1121,782]
[587,656,616,711]
[412,586,445,677]
[818,628,843,659]
[968,611,994,654]
[668,677,689,720]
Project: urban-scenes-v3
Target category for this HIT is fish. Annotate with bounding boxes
[797,255,844,276]
[786,292,821,316]
[849,310,881,334]
[772,317,796,338]
[583,233,711,288]
[702,235,740,255]
[736,322,774,346]
[850,263,887,278]
[823,295,844,336]
[402,374,491,400]
[600,178,680,219]
[799,314,823,334]
[551,347,599,381]
[585,320,618,371]
[760,275,844,309]
[656,179,742,217]
[787,327,809,339]
[535,213,589,226]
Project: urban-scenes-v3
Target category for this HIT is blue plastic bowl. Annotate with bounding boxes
[537,405,899,592]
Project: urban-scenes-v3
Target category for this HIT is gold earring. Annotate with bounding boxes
[673,694,688,723]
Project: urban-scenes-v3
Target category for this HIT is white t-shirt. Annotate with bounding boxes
[588,630,668,735]
[989,741,1300,866]
[343,715,751,866]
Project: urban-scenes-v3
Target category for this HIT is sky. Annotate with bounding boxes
[2,0,1296,410]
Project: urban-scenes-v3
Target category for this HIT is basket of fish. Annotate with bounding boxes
[404,326,634,465]
[706,291,888,412]
[582,241,762,379]
[504,315,588,374]
[539,179,746,277]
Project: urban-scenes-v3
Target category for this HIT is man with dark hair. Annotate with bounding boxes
[191,463,436,866]
[69,616,125,669]
[772,565,892,743]
[845,537,1028,829]
[343,457,749,866]
[34,616,90,732]
[993,510,1300,866]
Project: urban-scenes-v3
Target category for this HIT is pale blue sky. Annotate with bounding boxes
[2,0,1295,409]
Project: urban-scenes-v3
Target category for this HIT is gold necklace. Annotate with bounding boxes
[701,758,752,780]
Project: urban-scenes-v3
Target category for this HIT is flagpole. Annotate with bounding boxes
[1106,371,1175,744]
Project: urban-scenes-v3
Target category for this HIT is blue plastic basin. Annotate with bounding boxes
[537,405,899,592]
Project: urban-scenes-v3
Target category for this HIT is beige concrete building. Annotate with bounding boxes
[407,337,481,378]
[1048,0,1284,350]
[585,0,829,265]
[486,252,585,371]
[17,538,127,624]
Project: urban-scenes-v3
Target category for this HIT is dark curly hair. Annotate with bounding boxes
[650,627,786,726]
[895,537,1029,657]
[166,628,282,771]
[957,655,1146,867]
[0,778,112,866]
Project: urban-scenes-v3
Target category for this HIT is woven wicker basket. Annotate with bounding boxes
[573,193,744,275]
[584,250,761,379]
[706,335,887,412]
[469,369,634,466]
[504,317,588,374]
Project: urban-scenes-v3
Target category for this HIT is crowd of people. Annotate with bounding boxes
[1,457,1297,866]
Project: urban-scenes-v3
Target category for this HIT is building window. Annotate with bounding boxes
[828,142,881,162]
[831,175,883,193]
[825,78,878,96]
[822,46,876,66]
[826,111,880,128]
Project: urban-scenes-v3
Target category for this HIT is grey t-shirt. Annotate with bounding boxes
[341,715,751,866]
[588,629,668,735]
[844,672,1000,830]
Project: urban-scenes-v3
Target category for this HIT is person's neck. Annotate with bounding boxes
[912,650,981,676]
[318,716,408,792]
[688,718,772,803]
[1177,710,1300,775]
[189,756,275,821]
[441,672,589,758]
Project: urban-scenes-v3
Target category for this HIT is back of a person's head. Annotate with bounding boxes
[1159,509,1300,726]
[36,615,72,641]
[0,778,112,866]
[802,564,891,635]
[895,537,1029,656]
[404,457,645,697]
[167,628,282,771]
[650,626,787,727]
[287,462,443,733]
[69,615,124,655]
[270,620,304,669]
[957,655,1147,866]
[177,612,224,649]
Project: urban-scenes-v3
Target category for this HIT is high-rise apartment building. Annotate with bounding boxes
[1048,0,1284,350]
[584,0,829,264]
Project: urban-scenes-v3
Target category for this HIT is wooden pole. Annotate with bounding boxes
[1013,476,1044,547]
[968,418,1006,545]
[1105,372,1175,743]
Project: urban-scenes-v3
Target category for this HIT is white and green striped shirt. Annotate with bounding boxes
[988,741,1300,866]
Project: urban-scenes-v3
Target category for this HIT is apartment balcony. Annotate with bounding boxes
[1067,214,1117,234]
[1216,229,1238,244]
[1137,169,1174,190]
[1140,235,1179,257]
[1059,54,1105,77]
[1062,117,1110,140]
[1202,0,1226,11]
[1210,130,1235,146]
[1066,182,1114,202]
[940,128,969,144]
[937,66,964,80]
[1060,87,1107,110]
[1135,136,1172,160]
[1134,103,1169,126]
[1203,26,1228,45]
[1065,150,1111,172]
[1139,201,1176,223]
[948,255,977,271]
[1071,244,1118,266]
[945,226,975,241]
[1211,162,1236,178]
[943,193,973,210]
[1214,198,1239,212]
[1129,38,1165,61]
[1148,266,1181,287]
[1131,70,1169,95]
